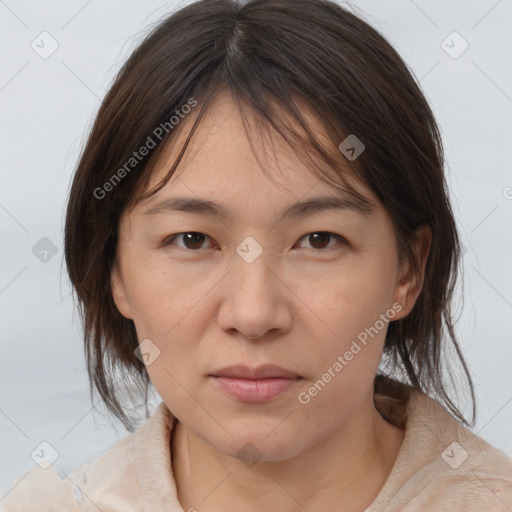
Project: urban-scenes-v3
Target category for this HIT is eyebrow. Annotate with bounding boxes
[142,192,376,220]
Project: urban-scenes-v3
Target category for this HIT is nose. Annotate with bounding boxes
[216,246,293,341]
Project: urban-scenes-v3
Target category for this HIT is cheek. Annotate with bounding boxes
[294,257,395,337]
[121,252,216,375]
[121,250,217,334]
[290,258,396,384]
[293,281,390,425]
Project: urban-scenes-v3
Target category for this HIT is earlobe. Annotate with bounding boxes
[392,224,432,320]
[111,263,134,320]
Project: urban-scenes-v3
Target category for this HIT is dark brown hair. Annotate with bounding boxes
[64,0,475,431]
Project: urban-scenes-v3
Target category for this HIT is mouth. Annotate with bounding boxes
[208,364,303,403]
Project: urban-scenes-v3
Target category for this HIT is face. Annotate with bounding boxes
[111,91,428,461]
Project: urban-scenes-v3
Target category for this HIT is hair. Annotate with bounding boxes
[64,0,475,432]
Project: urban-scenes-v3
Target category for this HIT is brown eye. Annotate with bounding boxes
[163,232,211,250]
[295,232,345,250]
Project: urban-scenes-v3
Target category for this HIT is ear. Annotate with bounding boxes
[391,224,432,320]
[111,261,134,320]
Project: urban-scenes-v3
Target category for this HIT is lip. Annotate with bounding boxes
[209,365,302,403]
[211,364,301,380]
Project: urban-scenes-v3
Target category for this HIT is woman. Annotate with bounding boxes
[2,0,511,510]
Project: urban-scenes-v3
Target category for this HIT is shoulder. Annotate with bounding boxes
[1,434,136,512]
[1,465,81,512]
[1,402,170,512]
[392,431,512,511]
[371,390,512,511]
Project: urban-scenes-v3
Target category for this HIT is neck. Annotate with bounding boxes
[171,389,404,512]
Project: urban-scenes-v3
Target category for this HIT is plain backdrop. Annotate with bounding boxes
[1,0,511,497]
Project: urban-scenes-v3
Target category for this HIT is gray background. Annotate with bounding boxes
[1,0,511,497]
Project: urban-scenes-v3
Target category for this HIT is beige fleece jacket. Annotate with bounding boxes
[2,390,511,511]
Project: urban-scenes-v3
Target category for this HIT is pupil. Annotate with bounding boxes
[310,232,329,249]
[185,232,204,249]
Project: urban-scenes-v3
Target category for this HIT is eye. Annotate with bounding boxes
[294,231,346,251]
[162,232,216,250]
[162,231,346,252]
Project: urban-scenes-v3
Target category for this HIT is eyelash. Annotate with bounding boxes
[161,231,347,252]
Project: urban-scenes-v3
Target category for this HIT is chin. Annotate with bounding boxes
[202,418,306,463]
[219,437,304,465]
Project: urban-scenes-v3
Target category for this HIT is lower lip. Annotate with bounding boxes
[211,376,301,403]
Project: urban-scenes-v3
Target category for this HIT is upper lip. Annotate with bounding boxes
[210,364,301,380]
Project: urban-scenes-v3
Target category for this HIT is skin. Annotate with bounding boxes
[111,90,431,512]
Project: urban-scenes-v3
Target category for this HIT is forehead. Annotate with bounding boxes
[134,90,379,213]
